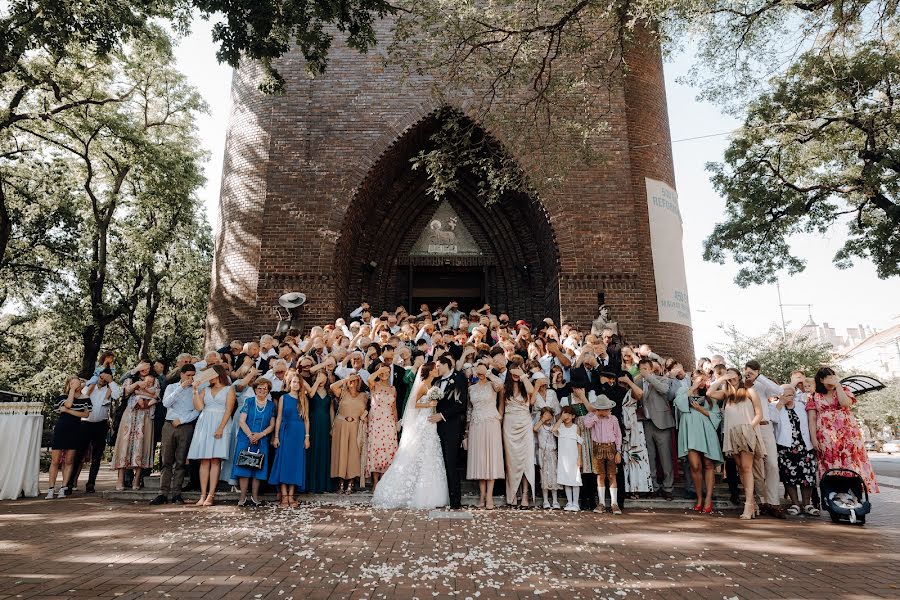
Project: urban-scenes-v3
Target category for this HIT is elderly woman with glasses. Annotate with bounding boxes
[233,378,276,507]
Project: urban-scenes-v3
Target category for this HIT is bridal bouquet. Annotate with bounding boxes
[425,386,443,413]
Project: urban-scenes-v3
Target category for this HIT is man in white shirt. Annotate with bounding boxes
[192,350,221,372]
[262,359,289,394]
[335,352,371,384]
[67,368,122,494]
[349,302,378,328]
[539,339,571,382]
[744,359,786,518]
[415,321,435,350]
[442,301,464,330]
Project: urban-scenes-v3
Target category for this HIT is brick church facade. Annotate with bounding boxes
[206,24,694,365]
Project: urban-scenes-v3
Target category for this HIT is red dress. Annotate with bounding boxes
[366,386,398,476]
[806,388,879,493]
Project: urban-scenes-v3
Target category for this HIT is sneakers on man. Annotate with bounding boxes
[611,503,622,515]
[149,495,168,505]
[45,489,56,500]
[592,506,606,514]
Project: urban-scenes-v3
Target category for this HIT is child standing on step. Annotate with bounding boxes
[583,395,623,514]
[553,405,583,511]
[533,407,561,509]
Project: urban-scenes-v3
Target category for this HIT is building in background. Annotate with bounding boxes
[836,322,900,381]
[798,320,876,355]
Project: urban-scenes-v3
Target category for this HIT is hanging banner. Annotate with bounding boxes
[645,178,691,327]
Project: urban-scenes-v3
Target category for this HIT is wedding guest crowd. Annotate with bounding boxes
[45,301,879,517]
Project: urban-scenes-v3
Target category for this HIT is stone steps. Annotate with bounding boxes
[100,487,740,511]
[135,474,734,497]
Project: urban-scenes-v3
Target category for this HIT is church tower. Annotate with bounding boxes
[206,22,694,365]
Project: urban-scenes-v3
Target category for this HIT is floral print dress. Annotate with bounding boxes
[777,409,817,487]
[366,385,398,477]
[807,387,879,493]
[622,391,653,493]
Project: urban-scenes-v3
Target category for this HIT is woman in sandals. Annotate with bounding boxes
[329,372,368,494]
[772,380,819,517]
[269,371,312,507]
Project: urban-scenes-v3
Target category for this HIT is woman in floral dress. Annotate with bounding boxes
[807,367,878,494]
[366,365,398,491]
[112,375,159,491]
[772,384,819,516]
[621,388,653,498]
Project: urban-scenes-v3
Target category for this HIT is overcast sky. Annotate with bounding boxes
[172,20,900,357]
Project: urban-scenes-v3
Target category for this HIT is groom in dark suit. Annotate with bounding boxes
[428,355,468,509]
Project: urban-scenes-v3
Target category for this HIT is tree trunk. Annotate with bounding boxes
[80,324,105,378]
[138,276,160,360]
[0,179,11,281]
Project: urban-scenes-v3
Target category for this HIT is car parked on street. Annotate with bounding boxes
[864,439,883,453]
[882,439,900,454]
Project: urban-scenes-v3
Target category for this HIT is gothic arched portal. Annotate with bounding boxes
[334,110,561,324]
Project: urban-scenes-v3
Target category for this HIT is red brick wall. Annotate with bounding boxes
[206,21,695,367]
[622,25,696,367]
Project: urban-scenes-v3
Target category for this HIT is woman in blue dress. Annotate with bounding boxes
[233,378,276,507]
[269,371,311,507]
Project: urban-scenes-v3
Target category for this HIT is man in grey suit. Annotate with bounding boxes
[637,358,676,499]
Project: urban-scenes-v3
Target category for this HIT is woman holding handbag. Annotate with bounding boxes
[232,378,276,507]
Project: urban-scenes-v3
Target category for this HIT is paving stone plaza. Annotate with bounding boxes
[2,469,899,600]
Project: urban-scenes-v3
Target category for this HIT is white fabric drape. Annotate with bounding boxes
[0,414,44,500]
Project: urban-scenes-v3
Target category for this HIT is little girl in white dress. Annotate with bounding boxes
[553,405,583,511]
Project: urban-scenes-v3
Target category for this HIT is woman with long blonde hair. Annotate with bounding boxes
[709,367,765,519]
[269,370,312,507]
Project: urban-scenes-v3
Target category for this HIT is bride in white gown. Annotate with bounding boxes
[372,363,449,509]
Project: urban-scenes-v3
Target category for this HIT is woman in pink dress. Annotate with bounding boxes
[366,364,398,491]
[807,367,878,493]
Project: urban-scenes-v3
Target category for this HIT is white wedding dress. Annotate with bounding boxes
[372,373,449,509]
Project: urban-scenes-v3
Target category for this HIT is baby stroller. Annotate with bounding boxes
[820,468,871,525]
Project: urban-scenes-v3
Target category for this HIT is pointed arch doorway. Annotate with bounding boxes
[335,110,560,323]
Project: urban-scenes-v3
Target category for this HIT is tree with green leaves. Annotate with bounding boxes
[0,0,394,267]
[8,30,210,376]
[854,380,900,434]
[712,323,835,383]
[704,39,900,286]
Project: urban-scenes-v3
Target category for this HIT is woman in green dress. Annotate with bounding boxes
[675,371,724,514]
[306,362,335,493]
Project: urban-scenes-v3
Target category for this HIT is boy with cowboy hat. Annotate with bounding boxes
[584,394,623,514]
